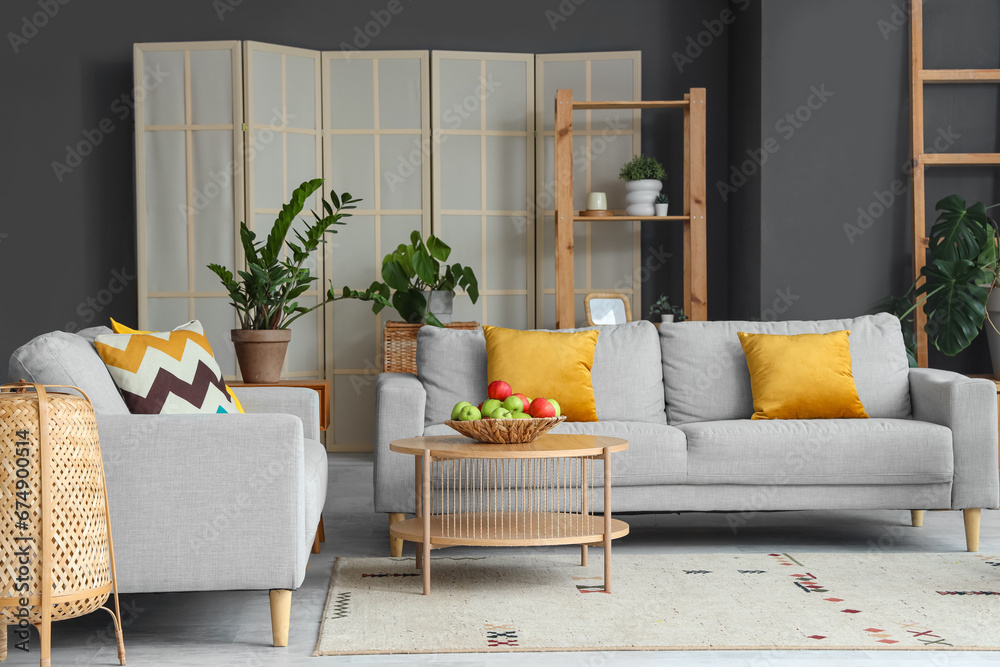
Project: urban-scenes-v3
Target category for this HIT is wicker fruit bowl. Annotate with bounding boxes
[445,416,566,444]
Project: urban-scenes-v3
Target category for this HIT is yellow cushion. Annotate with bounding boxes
[737,330,869,420]
[482,325,599,422]
[110,318,245,414]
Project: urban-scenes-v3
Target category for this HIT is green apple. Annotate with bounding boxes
[548,399,561,418]
[490,408,513,419]
[482,398,503,417]
[512,411,532,419]
[457,405,482,421]
[451,401,472,420]
[502,395,525,413]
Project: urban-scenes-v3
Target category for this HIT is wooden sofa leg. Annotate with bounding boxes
[269,589,292,647]
[318,515,325,543]
[911,510,924,527]
[312,524,322,554]
[964,508,981,552]
[1,624,7,661]
[389,513,405,557]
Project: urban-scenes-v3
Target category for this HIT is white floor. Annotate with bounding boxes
[4,453,999,666]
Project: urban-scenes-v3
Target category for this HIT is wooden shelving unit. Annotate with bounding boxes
[552,88,707,329]
[909,0,1000,366]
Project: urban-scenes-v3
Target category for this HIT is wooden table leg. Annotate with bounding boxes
[415,456,423,570]
[603,446,612,594]
[422,453,432,595]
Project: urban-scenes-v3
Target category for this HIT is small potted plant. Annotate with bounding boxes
[619,154,667,217]
[649,294,687,323]
[374,231,480,326]
[655,193,670,217]
[208,179,390,383]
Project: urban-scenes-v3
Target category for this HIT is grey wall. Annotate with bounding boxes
[755,0,999,373]
[0,0,733,361]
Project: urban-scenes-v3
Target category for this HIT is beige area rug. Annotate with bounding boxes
[314,551,1000,655]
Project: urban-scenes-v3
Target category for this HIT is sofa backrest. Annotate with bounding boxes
[416,321,666,427]
[8,328,130,415]
[658,313,912,424]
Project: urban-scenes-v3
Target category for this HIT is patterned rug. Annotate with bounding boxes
[314,551,1000,655]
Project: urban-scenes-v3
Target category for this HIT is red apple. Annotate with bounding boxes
[488,380,512,401]
[528,397,557,418]
[513,393,530,411]
[477,402,484,412]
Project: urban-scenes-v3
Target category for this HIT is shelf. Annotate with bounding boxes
[390,512,630,547]
[573,215,690,222]
[920,153,1000,166]
[571,100,689,110]
[920,69,1000,83]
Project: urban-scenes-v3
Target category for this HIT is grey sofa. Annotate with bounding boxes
[8,326,328,647]
[374,314,999,553]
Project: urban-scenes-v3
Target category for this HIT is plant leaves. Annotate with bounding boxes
[381,260,410,292]
[427,234,451,262]
[918,258,989,356]
[412,249,436,286]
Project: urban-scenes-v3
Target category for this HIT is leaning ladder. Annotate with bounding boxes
[909,0,1000,367]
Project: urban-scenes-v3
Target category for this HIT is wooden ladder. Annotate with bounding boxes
[909,0,1000,367]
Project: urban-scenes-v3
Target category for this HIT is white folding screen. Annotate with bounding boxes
[432,51,535,330]
[535,52,642,328]
[322,50,431,452]
[136,44,640,451]
[135,41,244,375]
[244,41,325,380]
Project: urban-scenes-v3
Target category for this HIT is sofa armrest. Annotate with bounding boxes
[374,373,426,513]
[96,413,308,593]
[231,386,320,441]
[909,368,999,509]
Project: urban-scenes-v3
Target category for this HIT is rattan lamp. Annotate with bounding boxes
[1,382,125,666]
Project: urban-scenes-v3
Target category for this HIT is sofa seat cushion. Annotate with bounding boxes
[422,420,686,486]
[677,419,953,485]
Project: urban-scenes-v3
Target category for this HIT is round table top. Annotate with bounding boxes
[389,433,628,459]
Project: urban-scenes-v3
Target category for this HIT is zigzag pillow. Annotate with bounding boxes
[94,320,240,415]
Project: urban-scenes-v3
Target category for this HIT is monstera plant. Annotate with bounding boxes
[878,195,999,363]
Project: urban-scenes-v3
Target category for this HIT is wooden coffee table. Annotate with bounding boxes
[389,433,629,595]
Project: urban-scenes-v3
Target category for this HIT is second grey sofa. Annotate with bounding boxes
[374,314,999,553]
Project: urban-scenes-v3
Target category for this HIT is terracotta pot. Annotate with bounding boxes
[231,329,291,383]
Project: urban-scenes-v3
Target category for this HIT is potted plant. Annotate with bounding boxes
[208,179,390,383]
[649,294,687,323]
[619,154,667,217]
[655,193,670,217]
[877,195,1000,369]
[374,231,480,326]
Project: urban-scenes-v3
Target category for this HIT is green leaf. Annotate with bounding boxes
[929,196,991,264]
[381,260,410,292]
[918,258,989,355]
[412,249,437,286]
[462,265,480,303]
[427,234,451,262]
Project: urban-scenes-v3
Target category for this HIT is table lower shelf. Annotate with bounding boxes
[390,511,629,547]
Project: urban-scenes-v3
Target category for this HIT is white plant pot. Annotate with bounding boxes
[423,290,454,325]
[986,287,1000,377]
[655,203,670,216]
[624,179,662,217]
[660,314,674,323]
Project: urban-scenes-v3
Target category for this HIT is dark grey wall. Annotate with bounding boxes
[757,0,999,372]
[0,0,734,361]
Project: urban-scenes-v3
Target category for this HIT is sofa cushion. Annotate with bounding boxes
[423,420,686,487]
[418,326,488,428]
[418,321,666,426]
[660,314,911,424]
[9,330,130,415]
[677,418,953,486]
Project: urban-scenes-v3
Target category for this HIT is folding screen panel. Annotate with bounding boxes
[322,50,431,452]
[534,52,642,328]
[432,51,535,329]
[134,41,244,375]
[243,41,324,380]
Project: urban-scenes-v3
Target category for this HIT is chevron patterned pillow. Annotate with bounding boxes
[94,320,240,415]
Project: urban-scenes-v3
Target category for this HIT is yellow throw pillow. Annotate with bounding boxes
[737,330,869,420]
[483,325,599,422]
[110,318,245,413]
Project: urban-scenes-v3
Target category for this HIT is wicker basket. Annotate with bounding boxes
[383,321,480,374]
[445,416,566,444]
[0,382,125,666]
